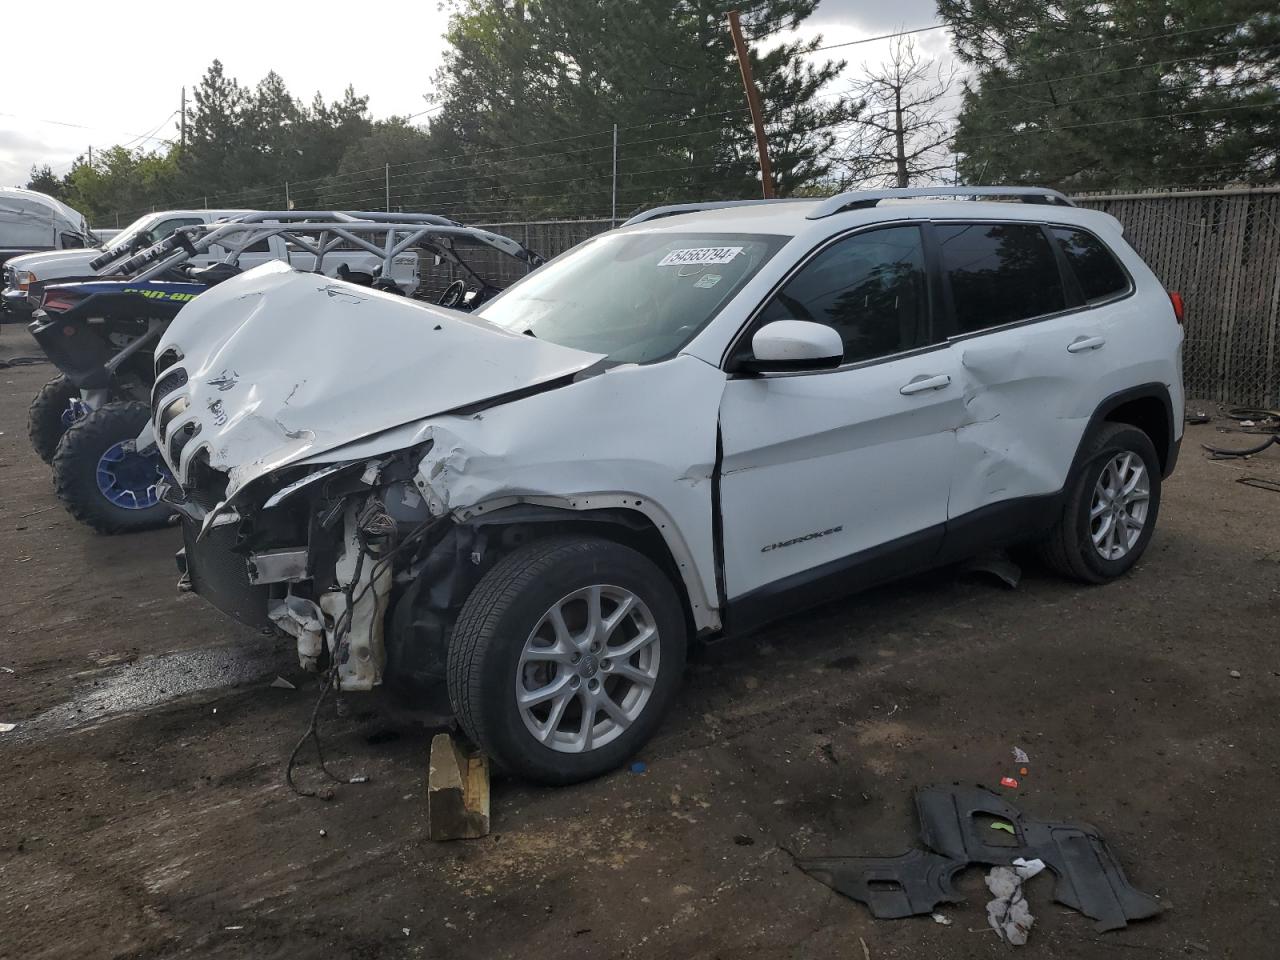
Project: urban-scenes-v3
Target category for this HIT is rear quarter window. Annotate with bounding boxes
[1051,227,1130,303]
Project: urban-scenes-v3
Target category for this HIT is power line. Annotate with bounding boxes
[809,24,949,54]
[0,110,175,144]
[963,101,1277,143]
[117,111,179,149]
[968,75,1272,122]
[404,104,444,121]
[1023,18,1261,58]
[978,42,1280,94]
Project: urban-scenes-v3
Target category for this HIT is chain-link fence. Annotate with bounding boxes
[1076,187,1280,408]
[429,190,1280,408]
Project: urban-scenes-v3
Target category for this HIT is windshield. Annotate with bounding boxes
[477,231,788,364]
[100,214,159,251]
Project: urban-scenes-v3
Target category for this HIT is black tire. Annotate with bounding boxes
[52,400,173,535]
[1038,422,1162,583]
[28,375,79,464]
[448,536,687,785]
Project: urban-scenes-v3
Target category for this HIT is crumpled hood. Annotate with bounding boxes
[155,261,604,498]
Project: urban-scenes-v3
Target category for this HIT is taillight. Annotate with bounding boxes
[41,291,82,313]
[1168,291,1185,324]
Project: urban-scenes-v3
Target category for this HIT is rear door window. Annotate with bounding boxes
[1050,227,1130,303]
[935,222,1066,334]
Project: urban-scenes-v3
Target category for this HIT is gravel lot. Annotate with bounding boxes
[2,322,1278,959]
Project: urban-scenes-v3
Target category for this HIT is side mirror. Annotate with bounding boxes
[738,319,843,374]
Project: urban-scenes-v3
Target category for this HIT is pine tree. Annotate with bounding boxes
[183,60,255,200]
[430,0,854,219]
[939,0,1280,190]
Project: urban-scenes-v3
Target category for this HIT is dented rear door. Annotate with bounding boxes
[933,220,1113,523]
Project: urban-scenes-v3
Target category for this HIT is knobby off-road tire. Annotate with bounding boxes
[28,375,79,463]
[1038,422,1162,583]
[448,536,688,785]
[52,401,173,534]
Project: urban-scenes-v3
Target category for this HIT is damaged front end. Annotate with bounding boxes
[168,444,585,696]
[148,264,611,694]
[171,451,430,690]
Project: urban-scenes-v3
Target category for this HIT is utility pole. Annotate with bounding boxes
[385,163,391,212]
[727,10,776,199]
[180,87,187,148]
[87,145,93,166]
[611,124,618,225]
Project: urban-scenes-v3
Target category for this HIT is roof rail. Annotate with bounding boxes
[808,186,1074,218]
[621,198,812,227]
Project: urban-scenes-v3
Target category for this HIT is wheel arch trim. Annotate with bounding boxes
[454,496,721,633]
[1082,382,1177,479]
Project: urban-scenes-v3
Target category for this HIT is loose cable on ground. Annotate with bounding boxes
[284,512,439,797]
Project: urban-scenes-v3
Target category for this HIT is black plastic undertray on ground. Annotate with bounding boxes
[796,784,1164,932]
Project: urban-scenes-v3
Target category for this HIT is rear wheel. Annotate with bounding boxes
[448,536,687,785]
[28,375,81,463]
[52,401,173,534]
[1038,422,1162,583]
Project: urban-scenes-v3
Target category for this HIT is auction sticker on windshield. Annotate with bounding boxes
[658,246,743,267]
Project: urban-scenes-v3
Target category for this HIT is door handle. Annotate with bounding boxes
[1067,336,1106,353]
[899,374,952,395]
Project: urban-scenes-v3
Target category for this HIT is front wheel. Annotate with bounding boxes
[1038,422,1162,583]
[447,536,687,785]
[52,401,173,534]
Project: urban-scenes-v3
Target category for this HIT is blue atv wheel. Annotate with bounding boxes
[52,401,174,534]
[95,439,166,509]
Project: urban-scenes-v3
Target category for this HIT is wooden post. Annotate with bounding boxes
[427,733,490,841]
[727,10,776,199]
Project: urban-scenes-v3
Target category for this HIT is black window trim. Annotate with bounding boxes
[722,219,946,377]
[929,217,1136,345]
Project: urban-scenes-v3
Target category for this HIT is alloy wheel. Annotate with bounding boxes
[515,584,661,753]
[1090,452,1151,561]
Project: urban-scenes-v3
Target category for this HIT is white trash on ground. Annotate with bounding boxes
[985,857,1046,946]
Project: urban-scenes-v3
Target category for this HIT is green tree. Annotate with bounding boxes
[40,147,181,225]
[26,165,65,200]
[320,119,435,210]
[249,71,305,179]
[939,0,1280,190]
[183,60,257,199]
[25,64,390,220]
[286,87,374,208]
[429,0,854,220]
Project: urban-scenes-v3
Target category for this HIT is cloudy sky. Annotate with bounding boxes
[0,0,953,191]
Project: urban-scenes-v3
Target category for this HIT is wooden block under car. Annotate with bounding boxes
[428,732,491,840]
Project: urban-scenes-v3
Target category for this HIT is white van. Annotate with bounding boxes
[0,188,96,265]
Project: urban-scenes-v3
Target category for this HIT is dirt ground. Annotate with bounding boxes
[1,321,1278,960]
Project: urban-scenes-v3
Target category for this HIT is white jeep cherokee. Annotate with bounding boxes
[150,186,1184,784]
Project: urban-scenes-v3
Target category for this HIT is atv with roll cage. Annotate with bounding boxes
[25,211,544,534]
